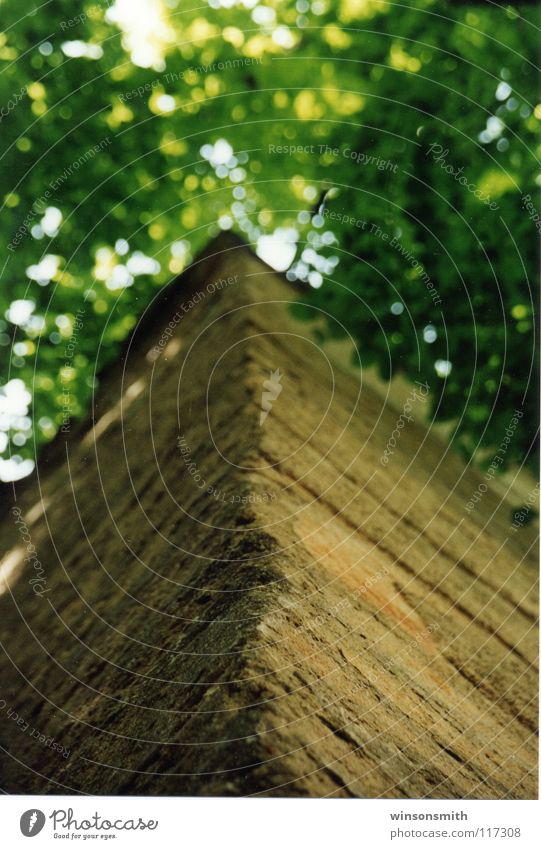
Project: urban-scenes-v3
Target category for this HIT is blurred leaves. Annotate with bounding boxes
[0,0,538,478]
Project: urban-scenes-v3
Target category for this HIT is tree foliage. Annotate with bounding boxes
[0,0,538,480]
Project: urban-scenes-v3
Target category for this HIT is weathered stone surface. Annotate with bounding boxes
[0,234,537,797]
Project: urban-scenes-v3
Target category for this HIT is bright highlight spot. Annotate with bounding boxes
[423,325,437,344]
[5,300,35,325]
[126,252,161,276]
[495,82,512,101]
[0,457,35,482]
[61,41,103,60]
[201,139,234,167]
[256,228,298,272]
[435,359,452,378]
[26,255,60,285]
[156,94,176,113]
[107,0,172,69]
[40,207,63,237]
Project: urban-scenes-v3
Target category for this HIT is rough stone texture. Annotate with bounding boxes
[0,233,537,798]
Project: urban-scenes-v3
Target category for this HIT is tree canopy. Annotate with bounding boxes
[0,0,538,481]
